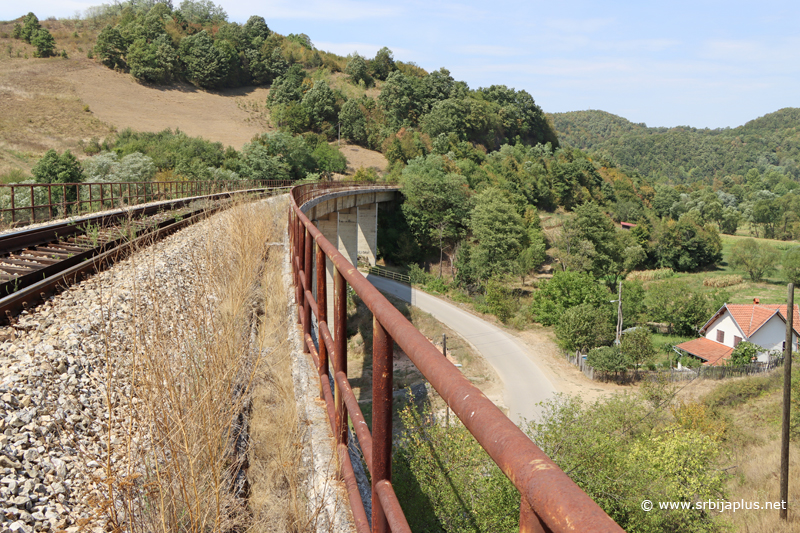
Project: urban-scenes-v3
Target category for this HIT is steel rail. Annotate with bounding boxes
[289,182,623,533]
[0,185,289,322]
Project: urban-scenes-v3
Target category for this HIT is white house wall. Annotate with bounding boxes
[750,316,799,352]
[704,310,744,348]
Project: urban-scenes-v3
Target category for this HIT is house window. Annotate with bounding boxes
[717,330,725,343]
[734,336,742,347]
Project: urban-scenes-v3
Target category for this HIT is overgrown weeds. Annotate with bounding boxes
[87,195,307,531]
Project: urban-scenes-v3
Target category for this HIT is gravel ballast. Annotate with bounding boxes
[0,199,268,532]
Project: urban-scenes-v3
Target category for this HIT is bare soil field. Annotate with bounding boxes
[1,29,387,177]
[63,62,274,149]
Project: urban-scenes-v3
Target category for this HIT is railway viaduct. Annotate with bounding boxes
[299,186,399,320]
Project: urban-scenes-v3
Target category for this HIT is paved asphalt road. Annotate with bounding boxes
[366,274,559,424]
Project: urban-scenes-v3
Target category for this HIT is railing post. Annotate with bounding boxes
[303,225,312,353]
[372,317,394,533]
[295,214,304,325]
[47,185,52,221]
[10,185,15,224]
[316,241,328,399]
[30,187,35,223]
[334,267,348,447]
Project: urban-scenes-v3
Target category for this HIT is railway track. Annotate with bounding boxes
[0,186,288,322]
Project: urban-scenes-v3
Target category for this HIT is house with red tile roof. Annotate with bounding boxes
[675,302,799,366]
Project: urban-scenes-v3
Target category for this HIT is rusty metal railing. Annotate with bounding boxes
[289,182,624,533]
[0,179,292,228]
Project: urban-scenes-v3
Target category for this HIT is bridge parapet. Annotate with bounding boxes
[289,182,624,533]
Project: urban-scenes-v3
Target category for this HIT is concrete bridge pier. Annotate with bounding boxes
[337,208,359,268]
[357,203,378,267]
[306,190,397,338]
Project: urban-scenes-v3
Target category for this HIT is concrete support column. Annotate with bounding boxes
[316,213,337,326]
[337,208,359,268]
[357,202,378,266]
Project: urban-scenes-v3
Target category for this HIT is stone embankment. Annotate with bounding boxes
[0,205,222,532]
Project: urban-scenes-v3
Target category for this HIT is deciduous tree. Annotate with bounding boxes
[470,188,526,281]
[400,155,471,271]
[555,303,614,353]
[783,246,800,286]
[729,238,779,281]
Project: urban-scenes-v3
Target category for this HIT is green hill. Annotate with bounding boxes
[549,108,800,183]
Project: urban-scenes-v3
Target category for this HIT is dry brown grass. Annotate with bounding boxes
[0,20,114,176]
[85,195,307,532]
[626,267,675,282]
[700,382,800,532]
[704,274,745,288]
[681,376,800,533]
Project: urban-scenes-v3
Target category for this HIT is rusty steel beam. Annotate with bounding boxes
[520,498,551,533]
[371,316,393,533]
[336,370,373,472]
[316,242,328,399]
[338,444,371,533]
[289,186,623,533]
[334,267,348,447]
[375,481,412,533]
[305,333,336,431]
[295,214,304,325]
[303,225,313,353]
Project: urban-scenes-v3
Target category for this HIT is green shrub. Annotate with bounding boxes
[311,142,347,177]
[587,346,630,373]
[529,394,727,533]
[32,28,56,58]
[395,399,519,532]
[727,341,760,366]
[482,277,517,323]
[554,303,614,353]
[352,166,378,182]
[704,372,781,410]
[407,264,431,285]
[424,276,448,294]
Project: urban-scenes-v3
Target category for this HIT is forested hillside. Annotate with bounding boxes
[550,108,800,183]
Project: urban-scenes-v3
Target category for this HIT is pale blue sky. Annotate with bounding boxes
[6,0,799,129]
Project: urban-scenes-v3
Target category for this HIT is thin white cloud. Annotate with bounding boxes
[596,39,681,53]
[453,45,521,57]
[237,0,401,21]
[544,17,615,34]
[701,38,800,68]
[313,41,413,59]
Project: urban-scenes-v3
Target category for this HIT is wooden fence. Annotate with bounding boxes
[565,352,783,384]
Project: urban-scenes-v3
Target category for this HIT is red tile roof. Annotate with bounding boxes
[723,304,800,337]
[676,338,734,366]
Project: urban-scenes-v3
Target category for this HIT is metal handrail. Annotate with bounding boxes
[289,182,623,533]
[0,179,293,228]
[368,266,410,285]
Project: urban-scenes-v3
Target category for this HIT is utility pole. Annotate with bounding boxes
[337,122,341,146]
[780,283,794,520]
[439,225,444,278]
[614,280,623,345]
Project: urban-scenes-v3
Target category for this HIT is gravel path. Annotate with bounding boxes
[366,275,561,424]
[0,201,256,532]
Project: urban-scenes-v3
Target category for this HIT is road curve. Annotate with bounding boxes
[366,275,559,424]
